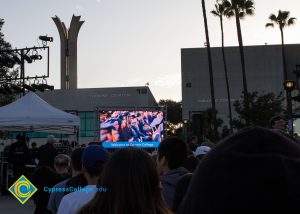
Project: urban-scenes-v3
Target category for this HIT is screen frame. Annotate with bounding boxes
[96,106,167,148]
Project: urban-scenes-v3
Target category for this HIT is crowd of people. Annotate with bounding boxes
[2,115,300,213]
[99,110,164,143]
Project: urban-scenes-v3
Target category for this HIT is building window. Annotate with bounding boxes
[186,82,192,88]
[79,111,96,137]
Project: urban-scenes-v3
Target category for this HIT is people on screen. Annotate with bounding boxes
[99,111,164,143]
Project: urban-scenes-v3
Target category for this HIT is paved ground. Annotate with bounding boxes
[0,195,35,214]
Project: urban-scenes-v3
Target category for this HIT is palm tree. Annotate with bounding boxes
[201,0,218,141]
[225,0,254,95]
[225,0,254,126]
[211,0,233,133]
[266,10,296,81]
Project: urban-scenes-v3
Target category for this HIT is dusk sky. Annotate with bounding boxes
[1,0,300,101]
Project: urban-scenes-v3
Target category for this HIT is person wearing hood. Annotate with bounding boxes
[157,136,189,209]
[178,127,300,214]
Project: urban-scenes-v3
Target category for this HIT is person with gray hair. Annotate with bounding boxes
[37,135,58,167]
[54,154,71,179]
[47,135,56,144]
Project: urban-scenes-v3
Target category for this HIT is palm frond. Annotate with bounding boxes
[225,10,234,18]
[211,10,220,17]
[288,17,296,26]
[268,14,277,22]
[244,0,254,9]
[265,23,274,28]
[230,0,238,7]
[223,0,232,8]
[278,10,289,21]
[214,4,220,13]
[246,8,254,15]
[239,11,245,19]
[218,4,225,14]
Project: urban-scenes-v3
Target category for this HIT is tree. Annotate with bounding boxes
[158,99,184,138]
[0,18,18,106]
[265,10,296,81]
[201,0,218,142]
[202,108,223,141]
[232,91,284,129]
[225,0,254,126]
[211,0,233,133]
[225,0,255,95]
[158,99,182,124]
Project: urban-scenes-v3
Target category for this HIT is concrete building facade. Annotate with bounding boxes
[181,44,300,126]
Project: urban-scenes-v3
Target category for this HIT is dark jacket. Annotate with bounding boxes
[8,141,31,178]
[37,143,57,167]
[160,166,189,209]
[8,141,30,165]
[32,166,62,214]
[64,173,88,196]
[172,173,194,212]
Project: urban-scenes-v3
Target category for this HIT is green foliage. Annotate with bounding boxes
[202,108,223,141]
[0,18,18,106]
[232,91,284,129]
[158,99,182,124]
[266,10,296,30]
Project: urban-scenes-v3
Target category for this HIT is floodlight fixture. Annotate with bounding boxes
[31,83,44,92]
[30,55,42,60]
[23,84,35,92]
[39,83,54,90]
[39,35,53,42]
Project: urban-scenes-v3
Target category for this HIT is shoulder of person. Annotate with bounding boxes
[57,193,73,214]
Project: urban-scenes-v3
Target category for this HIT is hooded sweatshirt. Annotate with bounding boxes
[160,166,189,208]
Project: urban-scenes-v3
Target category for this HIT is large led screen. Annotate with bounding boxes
[99,110,164,148]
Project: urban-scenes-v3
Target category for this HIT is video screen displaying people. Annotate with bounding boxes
[99,110,164,148]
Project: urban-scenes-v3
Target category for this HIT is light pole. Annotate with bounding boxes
[183,119,188,143]
[284,80,295,135]
[0,36,53,96]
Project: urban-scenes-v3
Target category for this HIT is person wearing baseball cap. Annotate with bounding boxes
[194,146,211,161]
[58,145,110,214]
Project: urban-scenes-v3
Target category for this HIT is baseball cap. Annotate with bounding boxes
[194,146,211,156]
[82,145,110,168]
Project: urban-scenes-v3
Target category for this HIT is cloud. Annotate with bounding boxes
[96,0,101,2]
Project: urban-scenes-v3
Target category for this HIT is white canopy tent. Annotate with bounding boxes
[0,92,80,134]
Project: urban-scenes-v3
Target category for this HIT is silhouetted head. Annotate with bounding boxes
[16,134,23,142]
[47,135,56,144]
[270,115,285,130]
[81,145,110,178]
[54,154,70,174]
[157,136,188,175]
[70,147,84,172]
